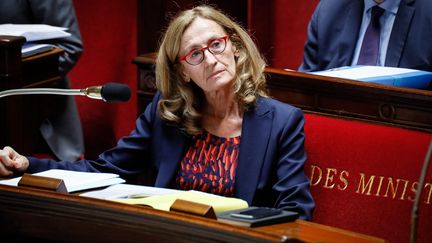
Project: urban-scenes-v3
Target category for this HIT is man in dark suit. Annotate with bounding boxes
[0,0,84,161]
[299,0,432,72]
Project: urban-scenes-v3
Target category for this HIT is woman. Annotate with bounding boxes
[0,5,314,219]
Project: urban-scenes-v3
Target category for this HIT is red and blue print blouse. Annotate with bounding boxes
[175,130,240,197]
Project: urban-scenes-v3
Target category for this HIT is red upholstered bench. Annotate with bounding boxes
[303,113,431,243]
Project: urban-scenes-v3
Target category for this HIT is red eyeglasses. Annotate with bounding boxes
[179,35,230,65]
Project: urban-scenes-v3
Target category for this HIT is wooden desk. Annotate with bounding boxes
[0,35,63,155]
[264,67,432,132]
[0,184,385,242]
[133,53,432,132]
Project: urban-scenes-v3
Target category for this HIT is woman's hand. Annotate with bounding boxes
[0,146,29,177]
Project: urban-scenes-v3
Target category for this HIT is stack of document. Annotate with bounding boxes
[82,184,249,214]
[311,65,432,89]
[0,24,71,57]
[0,24,71,41]
[0,169,125,193]
[21,43,55,57]
[81,183,182,200]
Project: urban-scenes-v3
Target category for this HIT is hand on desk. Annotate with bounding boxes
[0,146,29,177]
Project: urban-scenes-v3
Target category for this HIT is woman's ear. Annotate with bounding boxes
[181,71,191,82]
[178,65,191,82]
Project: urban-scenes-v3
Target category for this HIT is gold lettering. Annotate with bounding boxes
[309,165,322,186]
[357,173,375,195]
[374,176,385,196]
[384,178,401,199]
[338,170,349,190]
[323,168,337,189]
[408,182,418,201]
[424,183,432,204]
[399,179,410,200]
[306,167,432,205]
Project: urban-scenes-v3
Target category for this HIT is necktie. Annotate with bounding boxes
[357,6,385,65]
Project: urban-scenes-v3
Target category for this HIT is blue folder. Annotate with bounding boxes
[311,66,432,89]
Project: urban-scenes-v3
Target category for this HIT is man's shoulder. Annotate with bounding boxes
[318,0,356,7]
[317,0,363,14]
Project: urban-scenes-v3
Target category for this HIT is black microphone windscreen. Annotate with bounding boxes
[101,82,131,102]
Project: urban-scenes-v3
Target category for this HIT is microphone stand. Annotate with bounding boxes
[0,86,103,100]
[0,82,130,102]
[410,139,432,243]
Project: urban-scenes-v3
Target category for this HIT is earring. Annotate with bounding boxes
[234,50,240,57]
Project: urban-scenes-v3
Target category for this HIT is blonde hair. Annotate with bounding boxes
[156,5,268,135]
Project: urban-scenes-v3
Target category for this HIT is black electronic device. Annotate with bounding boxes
[217,207,299,227]
[230,207,282,219]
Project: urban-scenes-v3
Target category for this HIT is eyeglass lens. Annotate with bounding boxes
[185,36,227,65]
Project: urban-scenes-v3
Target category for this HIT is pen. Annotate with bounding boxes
[127,193,151,199]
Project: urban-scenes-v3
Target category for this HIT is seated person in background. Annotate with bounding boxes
[299,0,432,72]
[0,0,84,161]
[0,5,314,220]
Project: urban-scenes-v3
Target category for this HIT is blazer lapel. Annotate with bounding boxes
[155,126,189,187]
[385,0,415,67]
[337,0,364,66]
[235,99,273,204]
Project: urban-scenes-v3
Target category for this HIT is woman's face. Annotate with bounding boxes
[179,17,237,94]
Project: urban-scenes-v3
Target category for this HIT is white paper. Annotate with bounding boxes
[312,66,418,80]
[0,24,71,41]
[0,169,125,192]
[80,183,182,200]
[21,43,55,57]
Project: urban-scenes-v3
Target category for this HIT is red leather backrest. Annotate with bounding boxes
[304,113,431,243]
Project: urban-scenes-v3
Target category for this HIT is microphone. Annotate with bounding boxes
[0,82,131,102]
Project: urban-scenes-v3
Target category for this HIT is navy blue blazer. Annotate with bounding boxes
[299,0,432,72]
[28,93,315,220]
